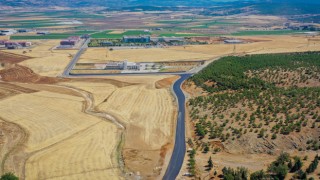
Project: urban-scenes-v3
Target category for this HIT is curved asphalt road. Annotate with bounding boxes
[163,74,192,180]
[61,38,210,179]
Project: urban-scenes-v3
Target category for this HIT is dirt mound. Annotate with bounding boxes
[0,51,31,64]
[0,65,58,84]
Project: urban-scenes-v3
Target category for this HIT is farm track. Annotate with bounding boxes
[0,82,126,179]
[0,118,29,177]
[52,84,126,129]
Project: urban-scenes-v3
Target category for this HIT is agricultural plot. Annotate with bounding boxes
[11,31,96,40]
[0,20,61,29]
[192,21,239,29]
[231,30,303,36]
[25,121,120,180]
[3,40,77,77]
[158,33,211,37]
[0,90,120,179]
[77,48,212,63]
[0,18,87,29]
[90,30,150,39]
[61,76,177,178]
[3,10,105,19]
[157,19,195,24]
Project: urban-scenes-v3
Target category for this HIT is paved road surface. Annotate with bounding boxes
[163,74,192,180]
[60,39,214,179]
[62,38,90,77]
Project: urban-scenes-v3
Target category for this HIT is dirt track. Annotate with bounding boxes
[0,66,177,179]
[0,79,123,179]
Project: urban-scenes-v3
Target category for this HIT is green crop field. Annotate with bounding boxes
[10,31,97,40]
[192,21,239,29]
[158,33,204,37]
[157,19,195,24]
[90,30,114,38]
[231,30,303,36]
[0,20,60,28]
[90,30,151,39]
[0,19,87,28]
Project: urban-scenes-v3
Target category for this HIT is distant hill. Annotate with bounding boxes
[1,0,319,15]
[2,0,319,8]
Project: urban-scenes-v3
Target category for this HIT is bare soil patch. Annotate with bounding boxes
[0,64,59,83]
[0,51,31,64]
[155,75,179,89]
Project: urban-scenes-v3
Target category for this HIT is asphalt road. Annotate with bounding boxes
[163,74,192,180]
[62,38,90,77]
[60,40,211,179]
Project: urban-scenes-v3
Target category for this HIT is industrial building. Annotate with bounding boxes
[224,39,244,44]
[0,29,17,36]
[0,40,7,45]
[4,41,32,49]
[37,31,50,35]
[81,34,90,39]
[105,60,140,70]
[100,41,113,46]
[157,37,185,43]
[60,36,81,46]
[123,36,151,43]
[17,29,31,33]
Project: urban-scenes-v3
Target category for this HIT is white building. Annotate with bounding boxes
[224,39,244,44]
[105,60,140,70]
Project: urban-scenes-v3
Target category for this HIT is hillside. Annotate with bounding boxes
[1,0,319,9]
[184,52,320,178]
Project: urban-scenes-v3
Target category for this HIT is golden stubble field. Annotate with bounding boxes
[0,84,121,180]
[78,35,320,63]
[0,75,178,179]
[4,40,77,77]
[60,75,178,178]
[1,34,320,179]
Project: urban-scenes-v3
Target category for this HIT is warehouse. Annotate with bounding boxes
[60,36,81,46]
[224,39,244,44]
[105,60,140,70]
[0,29,17,36]
[123,36,151,43]
[4,41,32,49]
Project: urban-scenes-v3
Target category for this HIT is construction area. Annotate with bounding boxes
[0,34,320,180]
[71,60,205,75]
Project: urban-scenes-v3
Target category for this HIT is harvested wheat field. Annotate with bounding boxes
[170,35,320,57]
[77,35,320,64]
[78,48,213,63]
[0,84,121,180]
[0,65,58,83]
[61,75,178,178]
[0,62,178,179]
[4,40,77,77]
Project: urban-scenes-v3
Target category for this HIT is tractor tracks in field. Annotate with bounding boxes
[0,82,127,179]
[51,84,126,130]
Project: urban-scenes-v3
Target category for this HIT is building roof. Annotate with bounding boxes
[224,39,244,43]
[123,35,150,38]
